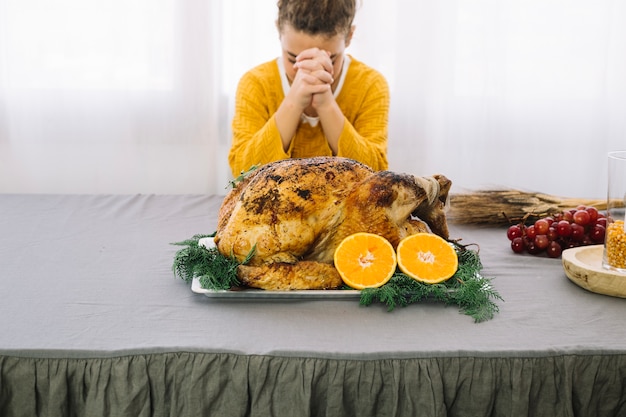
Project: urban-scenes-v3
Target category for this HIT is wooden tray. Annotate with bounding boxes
[562,244,626,298]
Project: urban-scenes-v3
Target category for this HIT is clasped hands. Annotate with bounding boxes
[290,48,336,115]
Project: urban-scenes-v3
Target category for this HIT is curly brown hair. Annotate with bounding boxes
[276,0,357,38]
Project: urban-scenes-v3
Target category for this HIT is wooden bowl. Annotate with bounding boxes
[562,244,626,298]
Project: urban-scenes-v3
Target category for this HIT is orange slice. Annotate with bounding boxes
[396,233,458,284]
[333,232,397,290]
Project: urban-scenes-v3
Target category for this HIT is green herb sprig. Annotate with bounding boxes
[227,164,259,189]
[171,234,254,290]
[360,244,502,322]
[172,234,502,322]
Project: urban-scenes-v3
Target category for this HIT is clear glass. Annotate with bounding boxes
[602,151,626,273]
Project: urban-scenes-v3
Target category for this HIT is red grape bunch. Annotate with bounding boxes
[506,206,607,258]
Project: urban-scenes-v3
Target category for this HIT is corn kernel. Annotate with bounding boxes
[605,220,626,269]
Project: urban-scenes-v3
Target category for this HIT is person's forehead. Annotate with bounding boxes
[280,26,345,54]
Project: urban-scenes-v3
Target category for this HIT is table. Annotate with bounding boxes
[1,194,625,417]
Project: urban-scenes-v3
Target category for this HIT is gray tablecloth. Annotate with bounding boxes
[1,194,625,417]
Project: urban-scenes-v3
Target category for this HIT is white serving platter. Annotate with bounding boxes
[191,277,361,299]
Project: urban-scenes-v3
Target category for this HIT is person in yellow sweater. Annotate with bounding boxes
[228,0,389,178]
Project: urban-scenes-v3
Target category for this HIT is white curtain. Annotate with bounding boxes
[1,0,625,198]
[0,0,228,194]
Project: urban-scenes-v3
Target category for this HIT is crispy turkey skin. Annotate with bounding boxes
[214,157,451,290]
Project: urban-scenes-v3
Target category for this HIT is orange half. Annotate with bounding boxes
[396,233,458,284]
[333,233,397,290]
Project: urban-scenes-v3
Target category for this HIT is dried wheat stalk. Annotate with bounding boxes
[447,189,618,226]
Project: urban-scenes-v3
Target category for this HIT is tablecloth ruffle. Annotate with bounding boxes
[2,352,625,417]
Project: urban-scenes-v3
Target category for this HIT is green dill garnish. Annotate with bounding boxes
[172,234,502,322]
[171,233,254,290]
[360,243,503,322]
[227,164,259,189]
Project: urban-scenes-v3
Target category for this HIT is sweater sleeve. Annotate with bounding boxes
[228,64,288,177]
[335,66,389,171]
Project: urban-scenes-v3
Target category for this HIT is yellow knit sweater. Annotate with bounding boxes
[229,55,389,177]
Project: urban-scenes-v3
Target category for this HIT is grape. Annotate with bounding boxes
[586,206,599,223]
[570,223,585,242]
[535,234,550,250]
[590,224,606,243]
[547,226,559,242]
[534,219,550,235]
[556,220,572,237]
[581,236,594,246]
[505,205,606,259]
[573,209,591,226]
[563,211,574,222]
[511,237,525,253]
[507,225,523,241]
[526,239,542,255]
[546,241,562,258]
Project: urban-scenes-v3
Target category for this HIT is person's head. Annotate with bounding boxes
[276,0,357,82]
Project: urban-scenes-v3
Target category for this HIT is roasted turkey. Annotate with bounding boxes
[214,157,451,290]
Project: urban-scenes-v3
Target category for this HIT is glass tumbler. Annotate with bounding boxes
[602,150,626,273]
